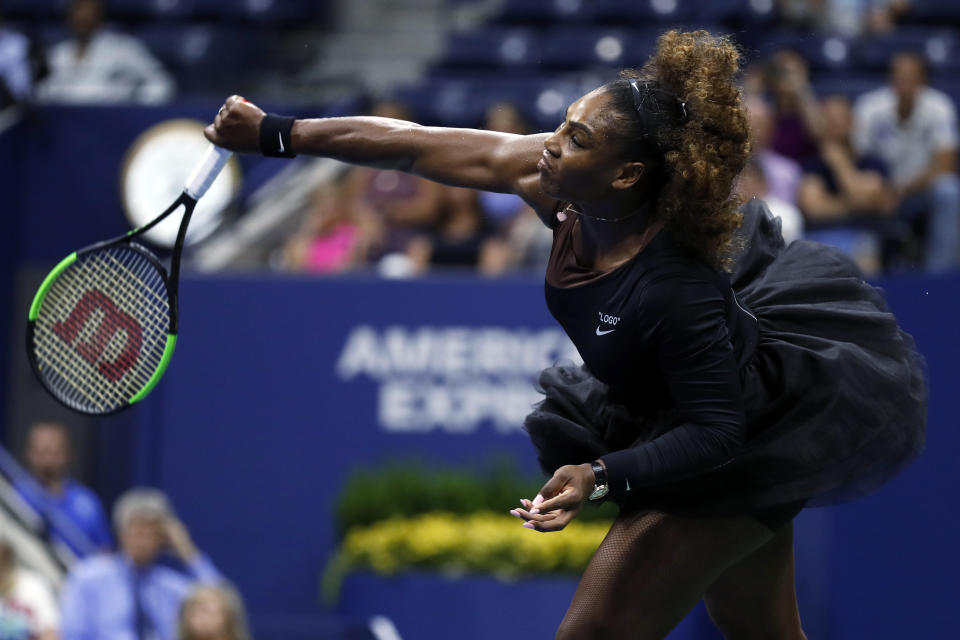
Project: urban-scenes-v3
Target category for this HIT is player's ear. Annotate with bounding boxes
[611,161,645,190]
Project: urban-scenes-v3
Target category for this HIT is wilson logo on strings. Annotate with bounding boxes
[52,289,143,381]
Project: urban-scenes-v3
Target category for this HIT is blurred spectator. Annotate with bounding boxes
[15,421,112,556]
[478,206,554,276]
[177,585,250,640]
[340,100,444,274]
[798,95,896,274]
[37,0,173,104]
[0,534,58,640]
[407,186,493,272]
[283,182,380,274]
[0,10,46,108]
[475,101,552,276]
[764,50,821,163]
[737,159,804,245]
[854,52,960,271]
[746,96,802,205]
[477,102,534,229]
[60,489,222,640]
[776,0,908,37]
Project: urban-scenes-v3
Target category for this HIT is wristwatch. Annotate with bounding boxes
[588,461,609,501]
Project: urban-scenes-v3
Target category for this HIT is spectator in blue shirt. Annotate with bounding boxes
[60,488,222,640]
[15,421,112,555]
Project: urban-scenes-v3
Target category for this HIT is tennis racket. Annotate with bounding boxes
[26,144,232,415]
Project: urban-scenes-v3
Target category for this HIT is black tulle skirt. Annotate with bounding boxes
[525,200,928,515]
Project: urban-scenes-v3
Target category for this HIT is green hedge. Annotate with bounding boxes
[334,458,618,535]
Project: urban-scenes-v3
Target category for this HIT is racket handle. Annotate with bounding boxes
[184,145,232,200]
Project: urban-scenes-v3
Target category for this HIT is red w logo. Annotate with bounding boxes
[52,290,143,382]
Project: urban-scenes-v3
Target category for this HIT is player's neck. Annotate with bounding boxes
[571,200,659,271]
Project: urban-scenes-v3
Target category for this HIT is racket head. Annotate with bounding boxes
[26,242,177,415]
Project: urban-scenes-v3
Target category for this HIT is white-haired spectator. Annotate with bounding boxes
[37,0,173,104]
[178,584,251,640]
[854,51,960,271]
[60,488,222,640]
[0,533,59,640]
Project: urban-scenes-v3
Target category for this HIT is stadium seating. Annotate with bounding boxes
[6,0,960,128]
[905,0,960,24]
[2,0,328,24]
[441,27,542,69]
[192,0,328,24]
[109,0,195,21]
[539,26,663,70]
[492,0,597,26]
[857,27,960,71]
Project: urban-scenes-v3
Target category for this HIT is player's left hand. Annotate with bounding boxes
[510,463,594,532]
[204,95,265,153]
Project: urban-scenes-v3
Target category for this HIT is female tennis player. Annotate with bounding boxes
[206,30,926,640]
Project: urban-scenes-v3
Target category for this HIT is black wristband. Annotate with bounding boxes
[259,113,297,158]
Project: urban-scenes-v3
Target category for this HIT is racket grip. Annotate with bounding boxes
[184,145,232,200]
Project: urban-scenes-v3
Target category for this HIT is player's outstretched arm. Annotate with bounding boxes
[204,95,558,221]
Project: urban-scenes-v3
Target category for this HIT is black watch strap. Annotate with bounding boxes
[260,113,297,158]
[591,461,607,487]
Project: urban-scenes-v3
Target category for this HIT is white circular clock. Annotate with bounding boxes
[120,119,242,248]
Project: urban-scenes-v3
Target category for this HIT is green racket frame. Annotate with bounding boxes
[25,144,231,415]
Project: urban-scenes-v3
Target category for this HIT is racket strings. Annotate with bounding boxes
[37,254,166,410]
[32,246,170,413]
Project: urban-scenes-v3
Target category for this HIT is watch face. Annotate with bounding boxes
[120,119,241,248]
[589,484,609,501]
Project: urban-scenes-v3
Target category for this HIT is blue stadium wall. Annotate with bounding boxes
[3,107,959,639]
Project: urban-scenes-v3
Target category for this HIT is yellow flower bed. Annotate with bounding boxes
[337,511,612,578]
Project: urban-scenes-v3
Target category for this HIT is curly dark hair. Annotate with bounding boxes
[602,30,750,270]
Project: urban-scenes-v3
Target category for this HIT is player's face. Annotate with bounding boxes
[538,90,637,203]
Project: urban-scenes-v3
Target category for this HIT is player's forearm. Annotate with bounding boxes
[290,116,429,171]
[601,419,743,498]
[290,116,520,191]
[206,96,542,196]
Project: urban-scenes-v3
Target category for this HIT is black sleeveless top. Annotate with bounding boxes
[544,207,760,494]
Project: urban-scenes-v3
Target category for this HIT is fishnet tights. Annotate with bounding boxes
[555,510,801,640]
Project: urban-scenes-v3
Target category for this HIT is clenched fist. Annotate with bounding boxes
[203,95,266,153]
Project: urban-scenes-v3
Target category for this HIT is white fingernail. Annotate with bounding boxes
[530,509,540,515]
[533,494,544,506]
